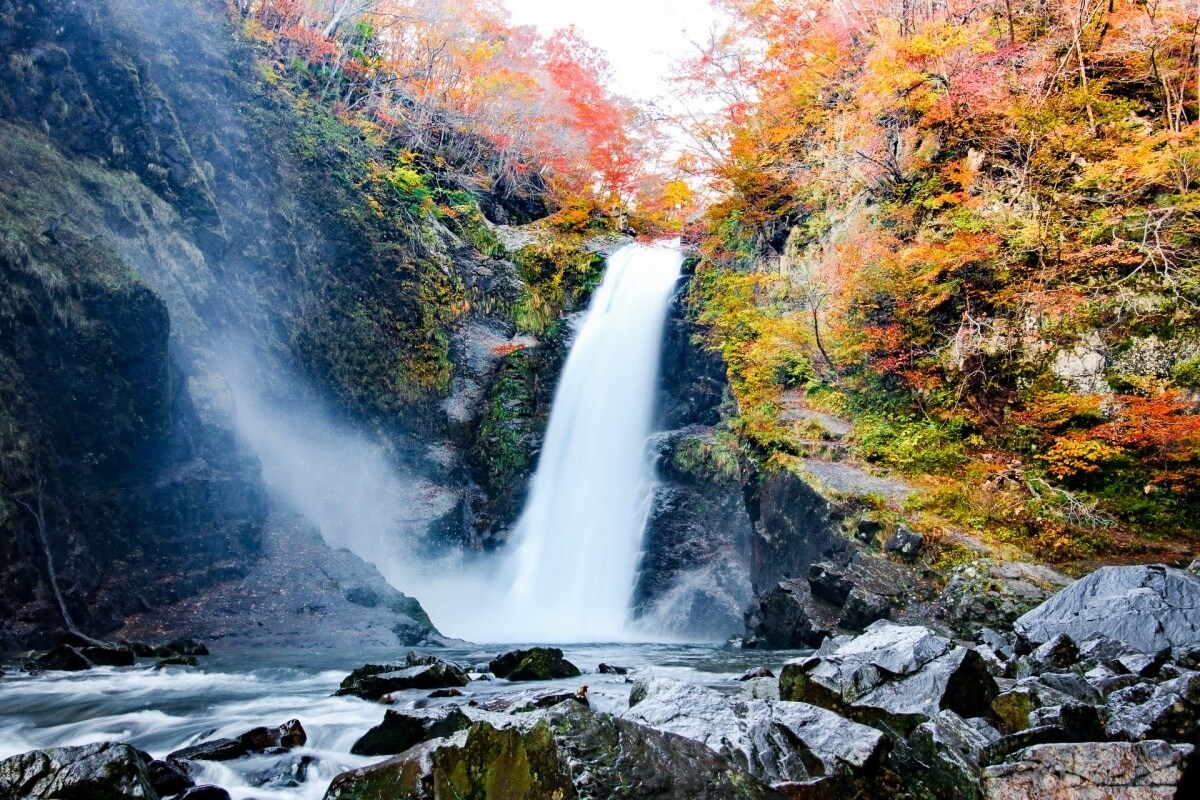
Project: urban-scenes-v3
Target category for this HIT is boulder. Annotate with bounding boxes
[739,667,775,681]
[1106,671,1200,746]
[168,718,307,761]
[599,663,630,675]
[623,677,888,785]
[352,707,473,756]
[178,787,232,800]
[0,742,157,799]
[779,622,998,734]
[145,757,194,796]
[33,644,91,671]
[488,647,581,681]
[79,645,136,667]
[939,560,1072,639]
[898,710,995,800]
[883,526,923,560]
[1014,565,1200,654]
[325,705,783,800]
[746,580,841,649]
[167,638,210,656]
[157,655,199,667]
[982,740,1195,799]
[336,653,469,699]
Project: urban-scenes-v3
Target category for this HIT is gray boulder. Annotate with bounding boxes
[1014,565,1200,654]
[488,647,581,681]
[336,653,469,699]
[0,742,156,799]
[168,719,306,762]
[325,704,783,799]
[779,622,998,734]
[623,677,888,785]
[351,706,472,756]
[1106,671,1200,746]
[982,740,1195,799]
[746,579,841,649]
[939,560,1072,639]
[900,710,995,800]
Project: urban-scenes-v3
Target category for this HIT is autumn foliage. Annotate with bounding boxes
[236,0,644,206]
[686,0,1200,550]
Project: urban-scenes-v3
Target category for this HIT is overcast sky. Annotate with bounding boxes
[502,0,721,103]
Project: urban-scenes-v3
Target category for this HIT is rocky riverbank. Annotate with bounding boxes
[4,563,1198,799]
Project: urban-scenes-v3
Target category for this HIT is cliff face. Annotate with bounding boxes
[0,0,550,647]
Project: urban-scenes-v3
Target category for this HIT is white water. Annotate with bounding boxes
[432,241,682,642]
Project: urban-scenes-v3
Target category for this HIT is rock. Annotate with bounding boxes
[883,526,923,560]
[977,629,1016,662]
[488,647,581,681]
[838,587,891,631]
[167,638,210,656]
[326,704,782,800]
[992,688,1040,734]
[739,667,775,681]
[779,622,998,735]
[168,718,307,761]
[808,563,854,605]
[855,519,883,546]
[1106,671,1200,745]
[128,642,156,657]
[345,586,380,608]
[352,706,473,756]
[982,740,1195,799]
[157,654,199,667]
[939,560,1072,640]
[471,688,590,713]
[623,677,889,785]
[78,644,135,667]
[1014,565,1200,654]
[1014,634,1082,679]
[336,653,470,699]
[178,787,232,800]
[1026,704,1106,742]
[739,678,780,701]
[33,644,92,671]
[746,579,840,649]
[900,710,993,800]
[146,758,194,795]
[599,663,630,675]
[0,742,157,799]
[427,688,463,698]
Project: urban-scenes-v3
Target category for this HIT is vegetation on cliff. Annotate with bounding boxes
[683,0,1200,564]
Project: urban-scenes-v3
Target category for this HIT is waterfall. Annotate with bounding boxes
[436,241,682,643]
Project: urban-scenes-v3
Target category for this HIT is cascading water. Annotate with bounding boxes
[443,241,683,642]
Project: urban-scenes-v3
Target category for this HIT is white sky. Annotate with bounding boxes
[502,0,721,103]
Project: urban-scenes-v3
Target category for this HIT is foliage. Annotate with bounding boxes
[686,0,1200,557]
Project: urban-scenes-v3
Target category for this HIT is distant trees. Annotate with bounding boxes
[241,0,642,206]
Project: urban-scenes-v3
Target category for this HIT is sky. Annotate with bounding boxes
[502,0,722,103]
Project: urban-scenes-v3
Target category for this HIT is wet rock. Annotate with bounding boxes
[0,742,156,799]
[157,654,199,667]
[599,663,630,675]
[739,678,780,701]
[127,641,156,658]
[779,622,998,735]
[624,677,889,785]
[168,719,307,761]
[1013,634,1081,678]
[1014,565,1200,654]
[1026,704,1106,742]
[427,688,463,698]
[899,710,993,800]
[167,638,209,656]
[146,757,194,795]
[739,667,776,681]
[747,580,840,649]
[488,647,581,681]
[838,588,891,632]
[982,740,1195,799]
[244,753,316,789]
[939,560,1072,640]
[1106,671,1200,745]
[327,705,782,800]
[352,707,473,756]
[992,688,1039,734]
[977,629,1016,663]
[883,526,923,560]
[32,644,91,671]
[808,563,854,605]
[336,653,469,699]
[178,786,232,800]
[78,644,136,667]
[471,688,590,713]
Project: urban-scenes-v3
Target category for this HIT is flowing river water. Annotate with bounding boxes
[0,645,798,799]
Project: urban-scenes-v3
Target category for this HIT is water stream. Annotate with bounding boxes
[429,241,684,642]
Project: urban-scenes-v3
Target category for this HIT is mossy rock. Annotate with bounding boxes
[488,648,581,682]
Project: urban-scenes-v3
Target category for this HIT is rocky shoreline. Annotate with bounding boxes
[3,563,1199,799]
